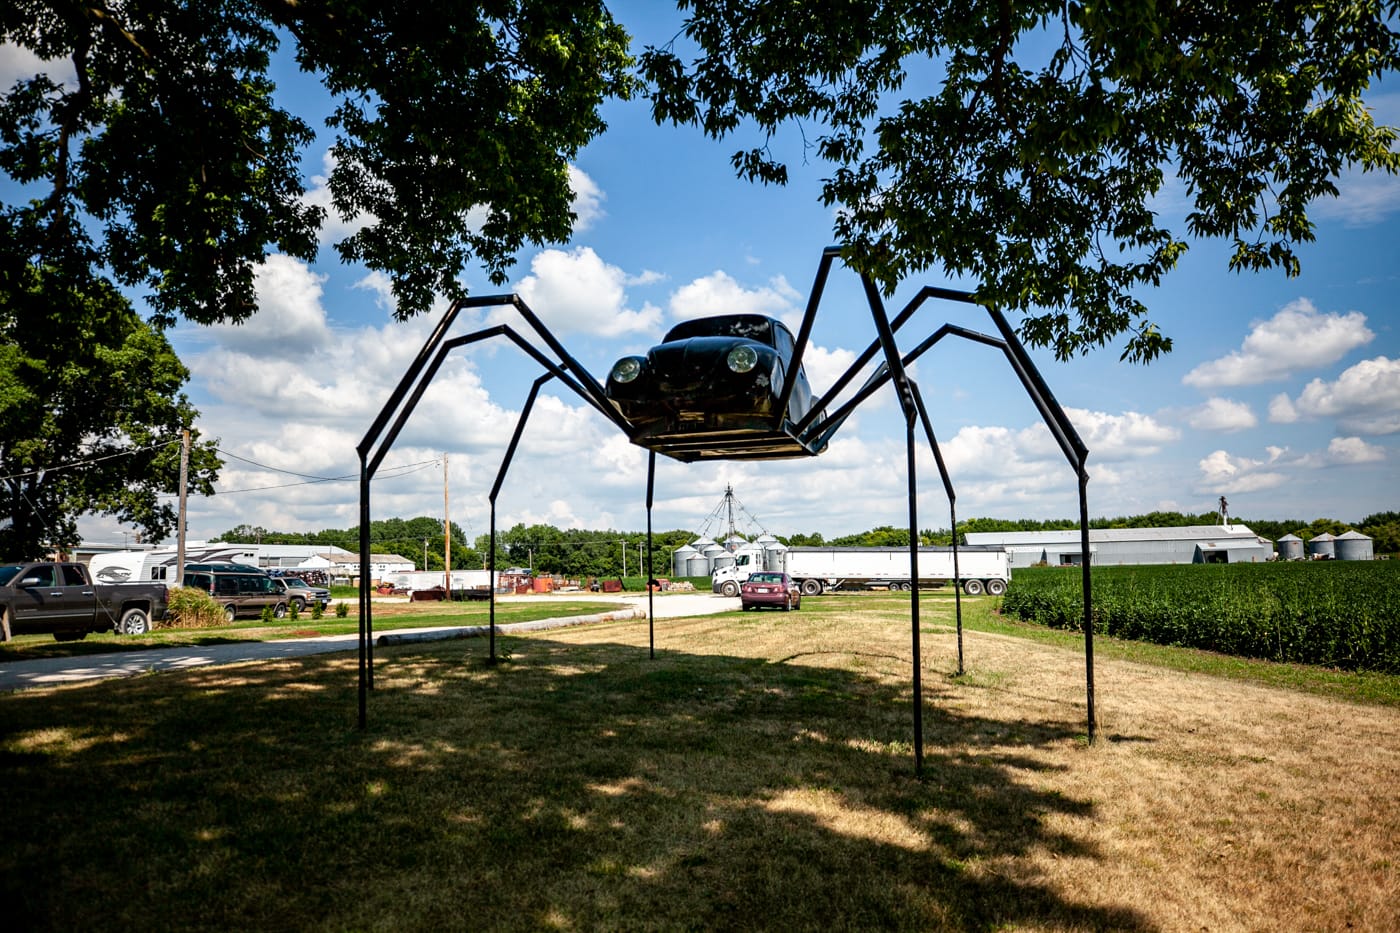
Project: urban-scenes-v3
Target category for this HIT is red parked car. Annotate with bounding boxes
[740,572,802,611]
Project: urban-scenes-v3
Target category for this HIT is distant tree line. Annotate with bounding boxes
[215,510,1398,576]
[213,519,695,578]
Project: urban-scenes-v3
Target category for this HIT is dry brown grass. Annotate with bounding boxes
[1,599,1395,931]
[540,609,1400,931]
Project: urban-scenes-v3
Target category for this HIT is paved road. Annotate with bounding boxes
[0,592,737,692]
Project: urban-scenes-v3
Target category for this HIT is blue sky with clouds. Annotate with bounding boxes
[4,9,1397,548]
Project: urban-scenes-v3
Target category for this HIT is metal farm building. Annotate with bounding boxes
[964,524,1274,569]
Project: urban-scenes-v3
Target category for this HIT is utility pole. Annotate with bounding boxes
[443,453,451,590]
[176,429,190,584]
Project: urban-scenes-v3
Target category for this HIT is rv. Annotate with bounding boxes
[88,545,261,584]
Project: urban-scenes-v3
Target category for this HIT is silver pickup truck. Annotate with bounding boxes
[0,561,168,642]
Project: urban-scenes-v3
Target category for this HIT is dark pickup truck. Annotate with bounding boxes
[0,561,168,642]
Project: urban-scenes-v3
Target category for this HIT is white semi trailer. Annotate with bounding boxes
[379,569,493,596]
[711,545,1010,597]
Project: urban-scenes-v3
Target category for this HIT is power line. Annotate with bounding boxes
[155,457,440,499]
[0,439,180,482]
[211,447,368,481]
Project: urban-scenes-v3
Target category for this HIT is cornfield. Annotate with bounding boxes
[1001,561,1400,673]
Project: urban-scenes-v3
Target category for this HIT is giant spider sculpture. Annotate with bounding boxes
[357,246,1096,772]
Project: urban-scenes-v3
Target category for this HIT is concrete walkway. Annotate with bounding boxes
[0,592,737,692]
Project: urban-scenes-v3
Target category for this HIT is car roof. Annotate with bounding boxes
[662,314,789,344]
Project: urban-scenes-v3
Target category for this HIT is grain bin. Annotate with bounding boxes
[701,540,728,573]
[1307,532,1336,559]
[1277,534,1305,561]
[754,532,786,572]
[671,544,698,577]
[689,538,719,576]
[1335,530,1374,561]
[686,550,712,577]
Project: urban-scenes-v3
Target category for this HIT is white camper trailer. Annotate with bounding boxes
[88,545,261,584]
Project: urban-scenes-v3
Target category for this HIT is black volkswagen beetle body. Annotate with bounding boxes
[604,314,827,462]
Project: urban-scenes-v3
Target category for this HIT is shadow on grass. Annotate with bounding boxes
[0,631,1151,932]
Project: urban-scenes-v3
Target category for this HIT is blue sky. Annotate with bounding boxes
[4,10,1398,549]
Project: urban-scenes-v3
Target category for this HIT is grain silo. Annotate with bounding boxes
[702,539,730,573]
[756,533,787,572]
[1276,534,1305,561]
[1335,530,1374,561]
[671,544,698,578]
[689,538,719,576]
[1307,532,1337,560]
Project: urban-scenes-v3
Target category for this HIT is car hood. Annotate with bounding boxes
[648,336,766,389]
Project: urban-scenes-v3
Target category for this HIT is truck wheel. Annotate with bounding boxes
[800,579,822,596]
[963,579,984,596]
[224,604,238,623]
[985,579,1007,596]
[117,607,151,635]
[291,597,306,612]
[721,581,740,597]
[273,602,288,619]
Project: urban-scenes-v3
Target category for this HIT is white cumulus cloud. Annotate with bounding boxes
[1188,397,1258,433]
[192,255,333,360]
[1059,408,1180,459]
[567,165,605,231]
[512,247,662,338]
[1326,436,1386,465]
[1289,356,1400,434]
[1267,392,1299,423]
[669,271,801,321]
[1196,449,1288,494]
[1182,298,1374,388]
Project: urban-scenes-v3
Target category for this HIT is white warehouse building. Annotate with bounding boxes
[963,524,1273,569]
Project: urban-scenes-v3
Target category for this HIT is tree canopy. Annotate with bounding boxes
[0,268,220,559]
[2,2,632,551]
[1,1,636,325]
[642,0,1400,361]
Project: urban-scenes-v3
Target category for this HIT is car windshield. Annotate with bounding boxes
[663,315,777,344]
[749,573,783,583]
[283,578,309,589]
[0,565,24,587]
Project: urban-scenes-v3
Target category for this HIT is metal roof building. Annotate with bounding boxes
[964,524,1273,568]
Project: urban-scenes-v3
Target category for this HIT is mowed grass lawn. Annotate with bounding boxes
[2,593,1396,931]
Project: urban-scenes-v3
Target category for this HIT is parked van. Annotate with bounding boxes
[183,570,287,622]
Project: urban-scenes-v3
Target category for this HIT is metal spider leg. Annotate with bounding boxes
[646,451,656,659]
[485,373,556,664]
[804,274,1096,745]
[910,382,966,678]
[892,314,1095,740]
[862,276,933,775]
[356,295,628,728]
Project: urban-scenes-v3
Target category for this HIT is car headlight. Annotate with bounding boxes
[726,345,759,374]
[610,357,643,384]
